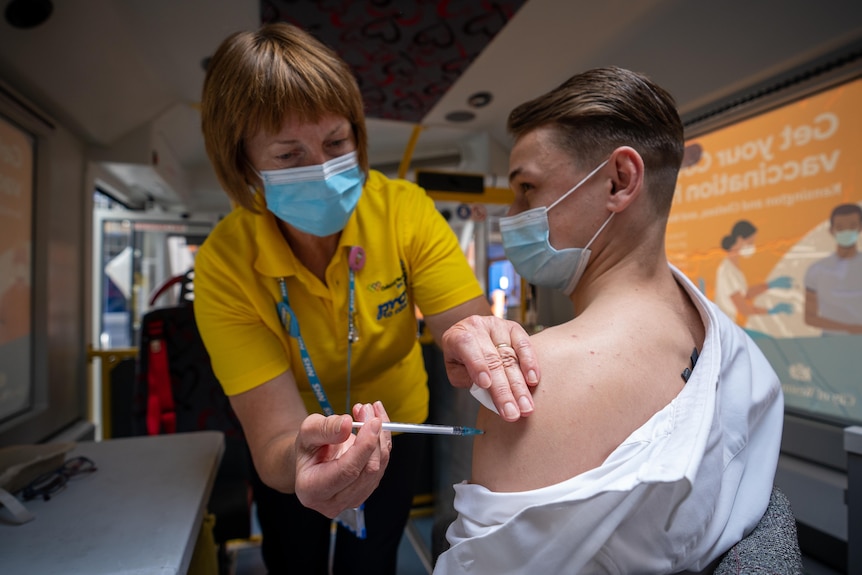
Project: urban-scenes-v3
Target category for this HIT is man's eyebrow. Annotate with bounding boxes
[508,166,523,184]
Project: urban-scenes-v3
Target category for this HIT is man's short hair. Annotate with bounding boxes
[507,66,684,214]
[830,203,862,227]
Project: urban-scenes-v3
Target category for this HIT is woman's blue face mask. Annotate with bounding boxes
[259,151,364,237]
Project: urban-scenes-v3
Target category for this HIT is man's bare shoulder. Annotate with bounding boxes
[471,295,699,492]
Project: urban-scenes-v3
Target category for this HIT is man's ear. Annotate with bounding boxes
[606,146,644,212]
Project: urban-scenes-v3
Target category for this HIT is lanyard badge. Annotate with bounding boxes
[276,246,368,540]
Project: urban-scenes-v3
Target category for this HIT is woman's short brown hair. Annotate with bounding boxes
[201,23,368,211]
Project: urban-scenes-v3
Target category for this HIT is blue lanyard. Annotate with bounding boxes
[276,248,362,416]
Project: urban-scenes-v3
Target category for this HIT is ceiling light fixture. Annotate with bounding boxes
[445,110,475,123]
[467,91,493,108]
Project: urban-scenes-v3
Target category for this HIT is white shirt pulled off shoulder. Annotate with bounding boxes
[435,266,784,575]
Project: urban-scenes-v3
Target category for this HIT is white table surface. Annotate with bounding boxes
[0,431,224,574]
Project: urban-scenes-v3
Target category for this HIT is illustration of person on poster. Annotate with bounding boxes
[804,203,862,335]
[668,76,862,423]
[714,219,793,324]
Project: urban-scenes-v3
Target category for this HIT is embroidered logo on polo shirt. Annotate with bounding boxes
[367,273,405,293]
[369,260,410,320]
[377,289,408,320]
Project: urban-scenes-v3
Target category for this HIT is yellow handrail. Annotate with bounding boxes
[86,345,138,439]
[397,124,424,180]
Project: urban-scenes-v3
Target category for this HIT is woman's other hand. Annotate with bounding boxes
[441,315,540,422]
[294,401,392,518]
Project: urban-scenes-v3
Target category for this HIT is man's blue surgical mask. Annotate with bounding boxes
[835,229,860,248]
[259,151,363,236]
[500,159,613,295]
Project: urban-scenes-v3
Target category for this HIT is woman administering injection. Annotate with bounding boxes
[194,23,538,574]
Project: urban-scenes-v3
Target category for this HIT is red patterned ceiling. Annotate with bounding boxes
[261,0,527,123]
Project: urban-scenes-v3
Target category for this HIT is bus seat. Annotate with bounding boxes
[713,486,803,575]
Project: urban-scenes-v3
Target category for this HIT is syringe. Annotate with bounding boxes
[351,421,484,436]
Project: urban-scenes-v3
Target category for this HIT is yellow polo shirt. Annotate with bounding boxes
[194,170,483,423]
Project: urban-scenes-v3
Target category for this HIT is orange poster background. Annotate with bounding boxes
[668,77,861,337]
[0,115,33,345]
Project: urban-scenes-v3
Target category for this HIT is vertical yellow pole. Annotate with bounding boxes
[87,346,138,440]
[397,125,424,180]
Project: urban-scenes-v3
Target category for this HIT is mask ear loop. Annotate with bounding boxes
[584,212,615,250]
[544,158,612,262]
[547,159,609,212]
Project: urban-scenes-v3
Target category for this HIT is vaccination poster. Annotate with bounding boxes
[0,114,33,423]
[667,76,862,425]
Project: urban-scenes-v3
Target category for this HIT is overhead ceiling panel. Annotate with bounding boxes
[262,0,527,123]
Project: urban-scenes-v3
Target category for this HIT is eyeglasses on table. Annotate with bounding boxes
[18,456,98,502]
